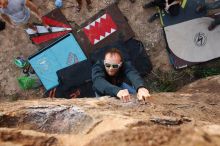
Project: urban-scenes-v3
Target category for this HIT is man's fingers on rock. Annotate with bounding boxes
[143,95,151,100]
[121,95,130,103]
[124,95,128,102]
[128,95,131,102]
[145,96,150,102]
[126,96,130,102]
[140,100,147,105]
[124,96,127,102]
[137,95,147,101]
[120,95,124,101]
[121,96,126,103]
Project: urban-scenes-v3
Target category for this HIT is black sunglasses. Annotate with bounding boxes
[104,62,122,69]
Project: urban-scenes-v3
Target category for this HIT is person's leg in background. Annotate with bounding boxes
[196,1,220,31]
[129,0,136,3]
[115,0,136,4]
[76,0,82,12]
[143,0,164,23]
[147,12,160,22]
[196,1,220,12]
[205,1,220,10]
[86,0,92,12]
[143,0,156,9]
[208,14,220,31]
[21,13,42,34]
[76,0,92,12]
[143,0,164,9]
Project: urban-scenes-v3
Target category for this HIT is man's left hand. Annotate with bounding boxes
[137,87,151,101]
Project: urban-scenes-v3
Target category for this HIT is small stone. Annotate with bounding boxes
[150,116,183,125]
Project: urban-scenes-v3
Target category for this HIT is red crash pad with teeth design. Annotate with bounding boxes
[77,3,134,56]
[83,13,117,45]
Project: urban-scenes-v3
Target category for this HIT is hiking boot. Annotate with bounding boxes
[129,0,135,3]
[208,22,216,31]
[196,4,206,13]
[148,13,160,23]
[143,2,155,9]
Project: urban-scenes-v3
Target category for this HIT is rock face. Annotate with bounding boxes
[0,76,220,146]
[21,105,93,134]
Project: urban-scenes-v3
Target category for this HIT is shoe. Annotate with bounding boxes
[208,22,216,31]
[143,2,155,9]
[114,0,120,4]
[148,13,160,23]
[196,4,206,13]
[29,25,39,36]
[14,57,27,68]
[27,23,38,32]
[76,6,81,12]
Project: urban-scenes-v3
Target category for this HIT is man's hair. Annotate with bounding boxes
[104,48,123,61]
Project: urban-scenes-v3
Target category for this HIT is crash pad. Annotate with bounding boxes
[28,33,87,90]
[164,17,220,69]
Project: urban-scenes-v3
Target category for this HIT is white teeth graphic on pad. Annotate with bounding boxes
[92,28,116,44]
[110,28,116,33]
[85,25,90,30]
[101,14,107,19]
[99,35,105,41]
[94,39,99,44]
[90,21,96,27]
[105,32,110,37]
[96,18,101,23]
[85,14,107,30]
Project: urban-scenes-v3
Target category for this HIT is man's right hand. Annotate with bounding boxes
[117,89,131,102]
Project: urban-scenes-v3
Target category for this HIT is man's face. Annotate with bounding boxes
[0,0,8,8]
[104,53,122,76]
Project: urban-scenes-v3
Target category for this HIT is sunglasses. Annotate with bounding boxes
[104,62,122,69]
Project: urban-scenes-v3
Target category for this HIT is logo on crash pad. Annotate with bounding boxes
[194,32,207,47]
[67,52,79,65]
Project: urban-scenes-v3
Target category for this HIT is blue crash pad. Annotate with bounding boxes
[28,33,87,90]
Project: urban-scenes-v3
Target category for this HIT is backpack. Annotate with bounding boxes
[124,39,152,75]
